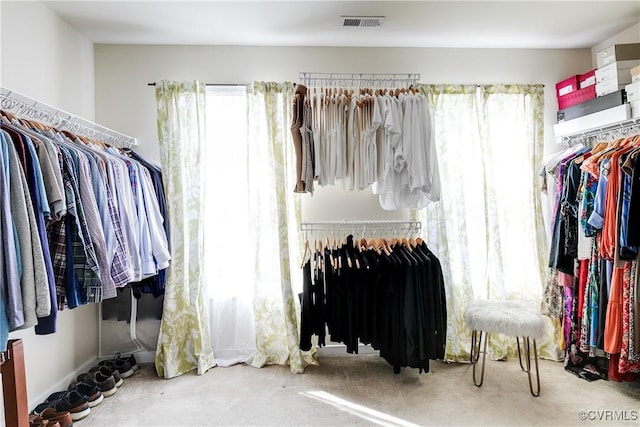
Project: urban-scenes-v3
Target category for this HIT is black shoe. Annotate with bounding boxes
[74,371,118,397]
[68,381,104,407]
[99,358,134,379]
[36,390,90,421]
[90,365,123,387]
[120,353,140,371]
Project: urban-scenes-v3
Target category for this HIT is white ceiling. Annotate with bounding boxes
[43,0,640,49]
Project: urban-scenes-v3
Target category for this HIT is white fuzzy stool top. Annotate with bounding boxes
[464,300,546,340]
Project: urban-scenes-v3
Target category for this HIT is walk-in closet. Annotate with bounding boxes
[2,2,640,426]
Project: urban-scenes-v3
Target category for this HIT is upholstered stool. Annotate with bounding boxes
[464,300,546,396]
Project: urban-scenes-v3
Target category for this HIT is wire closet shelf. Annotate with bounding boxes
[559,117,640,147]
[1,87,138,148]
[298,72,421,90]
[301,220,422,238]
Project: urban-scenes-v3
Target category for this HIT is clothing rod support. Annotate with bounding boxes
[147,82,245,87]
[1,87,137,148]
[298,72,420,88]
[301,220,421,233]
[559,117,640,146]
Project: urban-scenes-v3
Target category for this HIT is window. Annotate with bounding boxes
[203,86,257,366]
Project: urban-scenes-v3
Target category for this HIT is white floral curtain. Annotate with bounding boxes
[154,80,216,378]
[415,84,562,362]
[246,81,317,373]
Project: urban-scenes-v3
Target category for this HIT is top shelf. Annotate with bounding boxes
[553,103,640,144]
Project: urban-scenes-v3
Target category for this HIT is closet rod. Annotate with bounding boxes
[559,117,640,146]
[301,220,421,233]
[0,87,137,148]
[299,72,420,87]
[147,82,245,87]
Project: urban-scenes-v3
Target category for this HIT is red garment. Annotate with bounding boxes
[576,260,589,344]
[605,266,625,354]
[577,259,589,319]
[618,260,640,374]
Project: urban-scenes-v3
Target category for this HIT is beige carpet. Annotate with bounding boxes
[80,354,640,426]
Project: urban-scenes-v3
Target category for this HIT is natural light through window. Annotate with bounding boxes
[204,86,258,367]
[300,391,419,427]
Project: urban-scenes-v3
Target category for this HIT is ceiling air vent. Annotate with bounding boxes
[340,16,385,28]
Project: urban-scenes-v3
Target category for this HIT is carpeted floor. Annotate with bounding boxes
[80,354,640,426]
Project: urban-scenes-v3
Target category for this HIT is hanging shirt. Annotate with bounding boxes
[0,131,24,330]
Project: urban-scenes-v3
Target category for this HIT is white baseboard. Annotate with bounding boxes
[318,343,378,356]
[30,356,98,412]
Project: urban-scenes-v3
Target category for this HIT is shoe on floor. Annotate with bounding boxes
[113,352,140,372]
[90,365,123,387]
[52,390,90,421]
[75,370,118,397]
[37,390,90,422]
[29,414,60,427]
[68,380,104,407]
[40,408,73,427]
[99,358,134,379]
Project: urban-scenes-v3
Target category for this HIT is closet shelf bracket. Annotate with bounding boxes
[1,87,138,149]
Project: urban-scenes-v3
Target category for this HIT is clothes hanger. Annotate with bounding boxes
[300,231,311,268]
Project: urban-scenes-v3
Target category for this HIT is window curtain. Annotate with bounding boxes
[154,81,216,378]
[246,82,316,373]
[414,84,562,362]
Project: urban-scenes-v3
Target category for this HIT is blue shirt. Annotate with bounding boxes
[587,159,610,230]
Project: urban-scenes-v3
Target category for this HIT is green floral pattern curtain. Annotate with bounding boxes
[415,84,562,362]
[154,81,216,378]
[246,81,317,373]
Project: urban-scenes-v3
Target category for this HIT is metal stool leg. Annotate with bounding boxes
[470,330,488,387]
[522,337,540,397]
[516,337,526,371]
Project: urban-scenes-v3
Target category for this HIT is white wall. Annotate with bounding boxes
[1,1,99,410]
[95,44,592,222]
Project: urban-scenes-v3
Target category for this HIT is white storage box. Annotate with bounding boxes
[597,43,640,68]
[626,82,640,102]
[596,62,636,96]
[596,62,634,85]
[632,65,640,83]
[596,80,624,97]
[631,100,640,119]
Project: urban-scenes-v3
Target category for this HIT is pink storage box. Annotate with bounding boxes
[579,70,596,88]
[556,75,580,97]
[557,85,596,110]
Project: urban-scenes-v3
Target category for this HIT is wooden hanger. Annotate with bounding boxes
[0,110,17,121]
[401,237,413,252]
[300,238,311,268]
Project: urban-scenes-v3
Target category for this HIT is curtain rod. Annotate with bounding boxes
[1,87,137,148]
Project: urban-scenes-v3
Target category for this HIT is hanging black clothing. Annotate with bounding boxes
[298,237,447,374]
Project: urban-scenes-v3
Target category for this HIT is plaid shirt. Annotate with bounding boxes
[100,160,132,287]
[74,151,116,300]
[46,218,67,307]
[124,159,139,206]
[59,147,102,305]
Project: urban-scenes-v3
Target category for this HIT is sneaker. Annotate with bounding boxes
[90,365,123,387]
[68,381,104,407]
[117,352,139,372]
[99,358,134,379]
[40,407,73,427]
[40,390,90,421]
[75,371,118,397]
